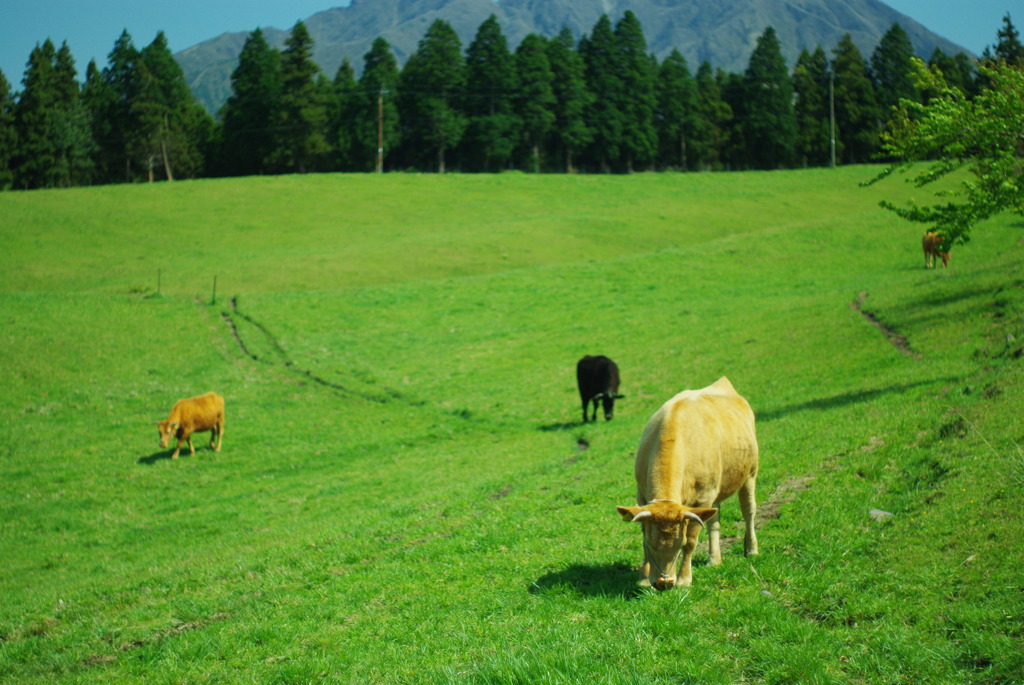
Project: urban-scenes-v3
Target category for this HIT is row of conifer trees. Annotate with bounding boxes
[1,12,1019,188]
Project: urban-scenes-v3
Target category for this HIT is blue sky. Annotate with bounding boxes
[0,0,1016,88]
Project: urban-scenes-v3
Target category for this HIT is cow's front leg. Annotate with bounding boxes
[675,538,697,587]
[707,509,723,565]
[639,545,653,587]
[171,439,182,459]
[186,435,196,456]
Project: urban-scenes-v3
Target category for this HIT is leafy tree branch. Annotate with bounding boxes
[869,58,1024,247]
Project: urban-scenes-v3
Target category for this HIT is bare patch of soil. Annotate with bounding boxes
[719,475,815,553]
[490,485,513,500]
[758,475,815,521]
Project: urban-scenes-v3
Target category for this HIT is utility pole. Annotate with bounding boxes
[829,69,836,169]
[376,88,387,174]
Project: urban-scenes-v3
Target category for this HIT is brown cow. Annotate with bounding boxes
[156,392,224,459]
[617,377,758,590]
[922,231,950,268]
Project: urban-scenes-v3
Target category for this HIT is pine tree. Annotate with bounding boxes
[314,71,337,170]
[615,11,657,172]
[218,29,281,176]
[357,37,400,172]
[327,59,357,171]
[462,15,519,172]
[272,21,329,174]
[515,34,555,173]
[81,59,116,182]
[51,42,95,186]
[871,24,919,116]
[98,30,143,182]
[832,34,880,164]
[793,47,831,167]
[581,15,625,172]
[691,61,732,171]
[11,40,92,188]
[656,49,698,170]
[718,68,747,168]
[992,14,1024,66]
[926,48,975,100]
[546,27,592,173]
[136,32,211,181]
[398,19,466,173]
[12,40,60,188]
[0,69,16,189]
[741,27,797,169]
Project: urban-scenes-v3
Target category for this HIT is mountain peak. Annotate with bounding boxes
[176,0,970,113]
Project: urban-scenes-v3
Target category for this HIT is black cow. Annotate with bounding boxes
[576,355,624,422]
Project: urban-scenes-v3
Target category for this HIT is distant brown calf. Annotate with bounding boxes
[156,392,224,459]
[922,232,950,268]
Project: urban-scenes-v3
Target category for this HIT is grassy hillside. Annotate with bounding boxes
[1,168,1022,684]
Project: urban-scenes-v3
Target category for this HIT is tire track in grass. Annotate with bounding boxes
[82,612,231,668]
[218,296,437,411]
[850,290,920,359]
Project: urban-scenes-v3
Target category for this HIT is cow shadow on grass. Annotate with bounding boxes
[137,450,184,465]
[758,378,958,423]
[538,421,580,432]
[530,562,646,600]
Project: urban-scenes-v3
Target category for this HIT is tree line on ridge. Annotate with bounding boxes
[0,11,1021,189]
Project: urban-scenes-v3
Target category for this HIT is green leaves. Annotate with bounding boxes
[873,60,1024,245]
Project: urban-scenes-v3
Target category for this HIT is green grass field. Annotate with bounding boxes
[1,167,1022,684]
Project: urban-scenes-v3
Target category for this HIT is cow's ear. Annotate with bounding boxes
[687,507,718,523]
[617,505,644,522]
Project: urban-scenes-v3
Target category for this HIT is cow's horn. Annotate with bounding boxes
[683,511,705,528]
[631,510,654,522]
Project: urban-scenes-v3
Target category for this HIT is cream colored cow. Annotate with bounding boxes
[617,377,759,589]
